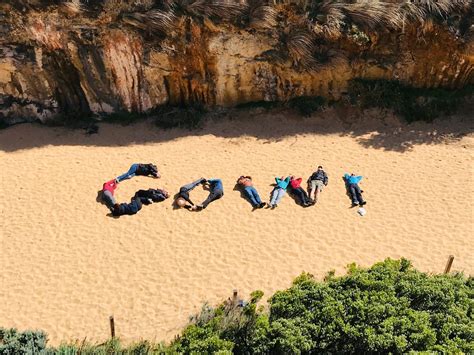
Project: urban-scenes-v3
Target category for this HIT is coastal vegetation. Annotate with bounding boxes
[2,259,472,353]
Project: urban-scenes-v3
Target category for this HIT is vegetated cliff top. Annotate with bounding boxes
[2,0,472,70]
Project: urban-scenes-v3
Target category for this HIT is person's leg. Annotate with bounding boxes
[201,190,223,209]
[116,163,139,182]
[353,184,365,204]
[309,180,316,200]
[181,178,206,192]
[349,185,358,205]
[293,188,305,205]
[274,189,286,205]
[102,190,116,209]
[250,187,262,205]
[270,188,279,206]
[244,186,259,207]
[314,181,323,202]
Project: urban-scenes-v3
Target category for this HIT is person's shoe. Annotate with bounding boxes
[259,202,266,208]
[351,203,358,208]
[266,204,272,209]
[194,205,204,211]
[271,204,277,210]
[359,201,367,206]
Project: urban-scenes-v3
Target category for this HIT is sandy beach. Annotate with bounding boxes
[0,109,473,345]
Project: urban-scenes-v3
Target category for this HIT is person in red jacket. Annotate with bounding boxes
[289,176,311,207]
[102,179,118,211]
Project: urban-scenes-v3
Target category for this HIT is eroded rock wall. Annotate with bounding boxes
[0,2,473,125]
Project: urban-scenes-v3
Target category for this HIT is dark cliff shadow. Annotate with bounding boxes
[0,107,472,153]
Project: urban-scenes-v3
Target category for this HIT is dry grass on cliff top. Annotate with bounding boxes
[0,109,472,345]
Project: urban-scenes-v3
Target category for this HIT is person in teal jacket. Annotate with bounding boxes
[344,173,366,207]
[268,176,290,209]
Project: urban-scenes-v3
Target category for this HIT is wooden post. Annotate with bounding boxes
[109,315,115,338]
[444,255,454,274]
[232,289,238,305]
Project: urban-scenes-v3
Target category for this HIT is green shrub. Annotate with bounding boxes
[171,258,473,354]
[0,328,47,354]
[348,79,474,123]
[3,259,472,354]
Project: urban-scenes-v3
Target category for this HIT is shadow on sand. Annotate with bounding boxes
[0,107,472,153]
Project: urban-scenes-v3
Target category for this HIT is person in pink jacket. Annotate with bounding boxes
[289,176,311,207]
[102,179,118,211]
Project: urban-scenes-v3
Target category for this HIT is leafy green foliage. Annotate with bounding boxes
[0,328,47,354]
[348,79,474,123]
[170,258,473,354]
[3,259,472,354]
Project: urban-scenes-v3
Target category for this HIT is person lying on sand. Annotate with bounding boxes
[268,176,290,209]
[307,166,328,204]
[112,197,142,217]
[175,178,207,210]
[101,178,118,211]
[194,178,224,211]
[289,176,311,207]
[344,173,367,207]
[116,163,160,182]
[134,188,169,205]
[237,176,266,209]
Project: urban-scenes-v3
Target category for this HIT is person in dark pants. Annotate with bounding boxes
[134,188,169,205]
[344,173,367,207]
[176,178,206,208]
[194,178,224,210]
[112,197,142,217]
[289,176,311,207]
[116,163,160,182]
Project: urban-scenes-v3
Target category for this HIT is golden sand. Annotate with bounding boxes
[0,110,472,345]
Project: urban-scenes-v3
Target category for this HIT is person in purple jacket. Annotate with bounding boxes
[344,173,367,207]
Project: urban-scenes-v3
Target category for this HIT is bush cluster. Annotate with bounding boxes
[347,79,474,123]
[2,259,472,354]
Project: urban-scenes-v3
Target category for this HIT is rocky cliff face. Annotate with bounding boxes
[0,0,472,125]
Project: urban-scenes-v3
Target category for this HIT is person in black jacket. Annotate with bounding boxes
[134,188,169,205]
[307,166,328,204]
[112,197,142,217]
[116,163,160,182]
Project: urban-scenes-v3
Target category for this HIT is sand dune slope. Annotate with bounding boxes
[0,111,473,345]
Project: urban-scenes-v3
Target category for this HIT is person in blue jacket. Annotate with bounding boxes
[268,176,290,209]
[195,178,224,210]
[344,173,367,207]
